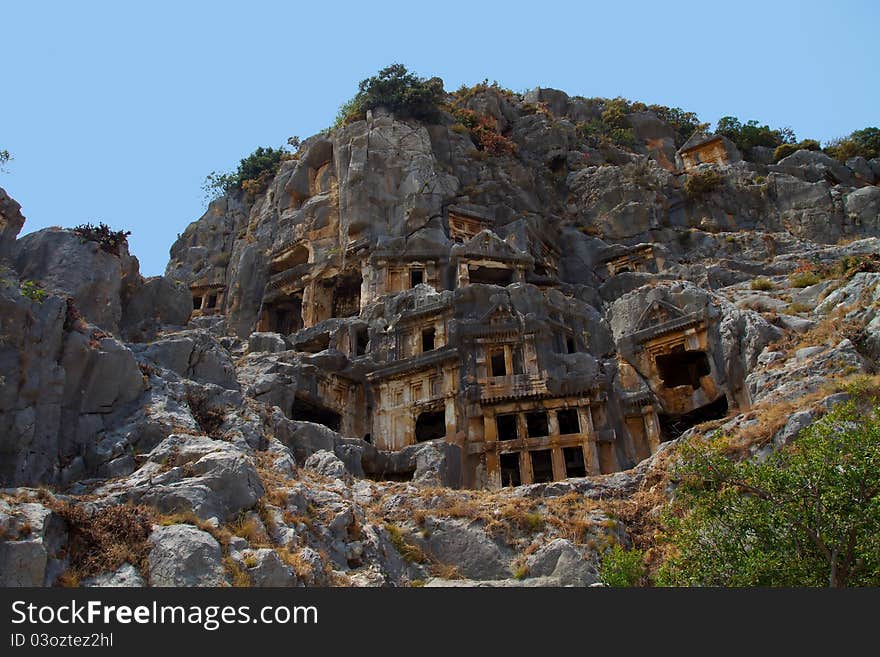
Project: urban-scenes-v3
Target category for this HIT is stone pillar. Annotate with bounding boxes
[519,450,533,485]
[643,405,662,454]
[551,447,566,481]
[578,406,600,475]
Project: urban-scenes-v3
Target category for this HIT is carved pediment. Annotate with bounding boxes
[635,300,684,332]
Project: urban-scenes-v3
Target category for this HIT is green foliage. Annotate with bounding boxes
[684,168,723,199]
[657,402,880,586]
[333,64,445,129]
[773,139,820,162]
[600,544,646,587]
[789,270,822,288]
[72,222,131,256]
[20,279,48,303]
[647,105,707,145]
[750,277,774,291]
[202,146,289,204]
[715,116,796,153]
[825,127,880,162]
[0,149,11,173]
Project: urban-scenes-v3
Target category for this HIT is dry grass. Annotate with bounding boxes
[384,523,427,563]
[223,556,250,587]
[276,547,316,580]
[52,502,152,583]
[429,562,462,580]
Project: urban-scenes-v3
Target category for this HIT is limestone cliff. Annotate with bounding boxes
[1,80,879,587]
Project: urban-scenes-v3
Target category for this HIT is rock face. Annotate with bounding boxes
[0,82,879,588]
[0,186,25,261]
[148,524,227,586]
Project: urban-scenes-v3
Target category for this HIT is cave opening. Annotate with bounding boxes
[496,414,519,441]
[469,265,514,286]
[414,410,446,443]
[500,452,521,487]
[291,396,341,432]
[354,326,369,356]
[658,395,729,441]
[655,348,711,389]
[268,294,303,335]
[563,446,586,478]
[421,327,435,352]
[526,411,549,438]
[530,449,554,484]
[557,408,580,435]
[489,349,507,377]
[331,271,362,318]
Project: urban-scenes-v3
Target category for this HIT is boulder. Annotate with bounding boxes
[422,517,510,580]
[97,434,264,521]
[525,538,598,586]
[136,330,239,389]
[248,332,289,354]
[148,524,227,586]
[13,227,136,334]
[304,450,348,479]
[121,276,192,341]
[232,548,297,587]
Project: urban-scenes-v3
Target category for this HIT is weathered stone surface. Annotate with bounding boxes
[421,518,510,580]
[82,563,145,588]
[525,538,599,586]
[304,450,348,479]
[231,548,297,587]
[13,228,134,334]
[121,276,192,342]
[0,498,66,586]
[97,434,264,521]
[248,331,289,353]
[148,524,227,586]
[4,83,880,588]
[135,330,239,390]
[0,186,25,261]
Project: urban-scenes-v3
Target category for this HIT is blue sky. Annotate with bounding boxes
[2,1,878,275]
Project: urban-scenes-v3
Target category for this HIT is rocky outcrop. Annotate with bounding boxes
[1,81,879,588]
[0,186,25,261]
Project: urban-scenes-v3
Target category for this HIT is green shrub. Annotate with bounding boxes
[656,401,880,586]
[203,146,289,203]
[785,302,812,314]
[647,105,706,145]
[600,544,646,587]
[0,149,11,173]
[715,116,795,152]
[750,277,774,291]
[333,64,445,129]
[789,271,821,288]
[825,127,880,162]
[72,222,131,256]
[773,139,820,162]
[684,168,723,199]
[20,280,47,303]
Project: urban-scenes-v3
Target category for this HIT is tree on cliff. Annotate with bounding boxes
[657,400,880,587]
[334,64,445,127]
[0,149,11,172]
